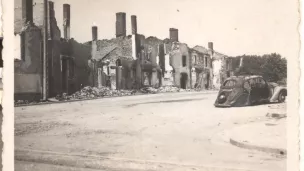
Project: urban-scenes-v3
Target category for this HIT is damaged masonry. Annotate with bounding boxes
[14,0,242,102]
[13,1,289,171]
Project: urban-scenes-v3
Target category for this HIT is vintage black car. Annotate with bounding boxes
[214,75,287,107]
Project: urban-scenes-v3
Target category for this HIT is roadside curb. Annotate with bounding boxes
[229,138,287,156]
[15,90,218,107]
[15,149,261,171]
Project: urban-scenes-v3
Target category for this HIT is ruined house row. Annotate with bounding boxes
[14,0,242,101]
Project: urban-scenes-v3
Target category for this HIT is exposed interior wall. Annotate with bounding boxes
[14,24,43,101]
[212,59,222,89]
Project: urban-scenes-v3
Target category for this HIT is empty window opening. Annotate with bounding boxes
[204,56,208,67]
[182,55,187,67]
[69,59,75,79]
[116,59,122,66]
[226,71,230,78]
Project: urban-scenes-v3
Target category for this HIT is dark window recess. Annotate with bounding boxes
[226,71,230,78]
[194,55,197,64]
[116,59,122,66]
[69,59,75,79]
[182,55,187,67]
[205,57,208,67]
[21,33,26,61]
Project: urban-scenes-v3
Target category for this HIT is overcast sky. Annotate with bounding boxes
[52,0,299,59]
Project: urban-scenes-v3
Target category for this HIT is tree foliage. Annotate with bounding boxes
[234,53,287,84]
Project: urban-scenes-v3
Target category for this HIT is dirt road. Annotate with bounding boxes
[15,91,286,171]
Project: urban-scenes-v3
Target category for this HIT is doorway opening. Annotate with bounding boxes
[205,73,210,89]
[180,73,188,89]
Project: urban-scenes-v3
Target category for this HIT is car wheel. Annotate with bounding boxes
[278,91,286,103]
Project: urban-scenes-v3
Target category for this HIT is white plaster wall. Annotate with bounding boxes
[212,59,222,89]
[163,54,174,86]
[165,54,172,72]
[131,35,136,60]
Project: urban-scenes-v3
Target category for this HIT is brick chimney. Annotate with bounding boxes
[63,4,71,39]
[22,0,33,25]
[48,1,55,39]
[131,15,137,35]
[116,12,126,37]
[169,28,178,42]
[92,26,98,41]
[208,42,214,56]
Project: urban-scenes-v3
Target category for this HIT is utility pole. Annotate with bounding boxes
[42,0,48,101]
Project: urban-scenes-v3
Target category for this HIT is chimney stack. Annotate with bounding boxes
[63,4,71,39]
[208,42,214,56]
[22,0,33,25]
[169,28,178,42]
[131,15,137,35]
[92,26,98,41]
[116,12,126,37]
[48,1,55,39]
[208,42,213,51]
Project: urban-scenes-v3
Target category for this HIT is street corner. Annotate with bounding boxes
[228,118,286,156]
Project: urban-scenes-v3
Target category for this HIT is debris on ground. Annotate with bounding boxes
[14,86,206,106]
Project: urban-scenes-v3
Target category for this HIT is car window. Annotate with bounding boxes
[254,78,266,88]
[223,80,236,87]
[259,78,266,87]
[244,81,250,90]
[248,79,255,87]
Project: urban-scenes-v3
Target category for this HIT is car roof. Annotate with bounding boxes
[227,75,262,80]
[224,75,263,84]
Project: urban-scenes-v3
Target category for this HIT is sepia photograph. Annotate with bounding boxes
[13,0,299,170]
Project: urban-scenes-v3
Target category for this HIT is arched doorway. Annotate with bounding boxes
[180,73,188,89]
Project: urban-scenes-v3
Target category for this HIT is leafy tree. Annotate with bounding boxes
[234,53,287,84]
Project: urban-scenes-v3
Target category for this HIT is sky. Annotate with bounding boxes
[51,0,299,59]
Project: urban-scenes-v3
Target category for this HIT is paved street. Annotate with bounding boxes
[15,91,286,171]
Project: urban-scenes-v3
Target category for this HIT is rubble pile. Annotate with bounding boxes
[57,86,194,101]
[157,86,183,93]
[57,86,137,100]
[139,87,158,94]
[15,85,199,105]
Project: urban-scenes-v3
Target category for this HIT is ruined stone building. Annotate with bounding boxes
[189,48,212,90]
[13,0,240,102]
[88,13,162,90]
[193,43,238,90]
[14,0,90,101]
